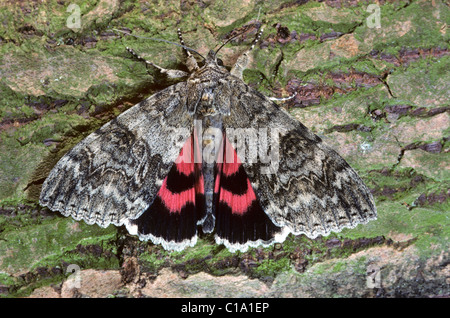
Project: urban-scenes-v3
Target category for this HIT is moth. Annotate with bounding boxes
[40,28,376,252]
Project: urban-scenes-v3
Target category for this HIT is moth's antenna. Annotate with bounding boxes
[214,30,247,57]
[256,7,261,22]
[113,28,206,61]
[248,28,263,52]
[214,27,263,57]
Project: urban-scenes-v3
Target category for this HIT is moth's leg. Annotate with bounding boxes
[230,28,263,79]
[268,91,298,102]
[126,47,189,79]
[177,28,199,72]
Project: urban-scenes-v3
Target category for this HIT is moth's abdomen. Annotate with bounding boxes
[198,114,223,232]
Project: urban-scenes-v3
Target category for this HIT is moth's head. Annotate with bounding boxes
[204,49,225,68]
[202,30,249,71]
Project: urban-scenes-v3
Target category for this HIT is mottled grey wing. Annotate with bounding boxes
[40,82,192,228]
[223,78,376,238]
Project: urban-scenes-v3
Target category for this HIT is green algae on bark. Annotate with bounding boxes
[0,0,448,297]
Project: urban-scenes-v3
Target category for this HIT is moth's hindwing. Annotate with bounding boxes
[125,134,205,251]
[213,136,286,252]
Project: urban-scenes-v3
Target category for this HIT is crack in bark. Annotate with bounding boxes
[272,48,284,78]
[381,72,396,98]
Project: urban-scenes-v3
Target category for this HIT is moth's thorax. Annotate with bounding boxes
[186,64,232,117]
[190,63,229,81]
[197,87,216,116]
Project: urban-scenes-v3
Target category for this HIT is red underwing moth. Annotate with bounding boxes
[40,28,377,252]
